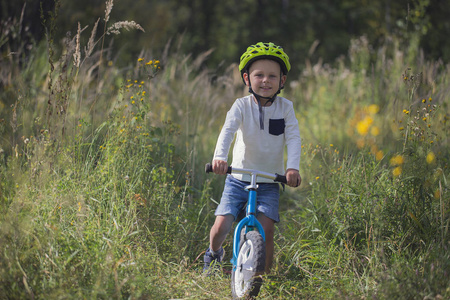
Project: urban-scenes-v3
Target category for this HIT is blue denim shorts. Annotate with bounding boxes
[215,175,281,223]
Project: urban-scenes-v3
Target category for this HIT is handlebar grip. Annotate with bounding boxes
[205,163,213,173]
[275,173,288,184]
[205,163,232,174]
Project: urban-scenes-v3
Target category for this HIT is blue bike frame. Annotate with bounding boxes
[225,167,286,270]
[230,179,265,267]
[204,163,287,271]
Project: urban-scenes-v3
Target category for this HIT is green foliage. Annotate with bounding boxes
[0,1,449,299]
[293,46,449,297]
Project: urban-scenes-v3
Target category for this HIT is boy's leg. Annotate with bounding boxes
[257,214,275,273]
[203,215,234,273]
[209,214,234,251]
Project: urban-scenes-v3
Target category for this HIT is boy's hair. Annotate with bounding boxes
[239,42,291,80]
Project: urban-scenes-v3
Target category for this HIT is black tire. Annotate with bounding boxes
[231,230,266,299]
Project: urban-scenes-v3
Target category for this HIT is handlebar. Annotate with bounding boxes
[205,163,287,184]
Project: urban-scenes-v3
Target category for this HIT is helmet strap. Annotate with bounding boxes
[247,75,283,130]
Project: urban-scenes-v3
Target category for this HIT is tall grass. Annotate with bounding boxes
[1,2,449,299]
[277,34,449,299]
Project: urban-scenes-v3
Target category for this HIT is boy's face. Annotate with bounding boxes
[243,59,287,99]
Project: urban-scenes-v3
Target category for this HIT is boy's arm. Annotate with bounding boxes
[212,101,242,173]
[284,102,302,187]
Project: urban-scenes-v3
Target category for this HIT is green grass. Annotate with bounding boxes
[1,3,449,299]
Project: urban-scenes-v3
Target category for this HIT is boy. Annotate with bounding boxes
[204,42,302,273]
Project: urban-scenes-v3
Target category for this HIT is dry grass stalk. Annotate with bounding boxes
[85,18,100,58]
[73,22,81,68]
[105,0,113,23]
[107,21,145,35]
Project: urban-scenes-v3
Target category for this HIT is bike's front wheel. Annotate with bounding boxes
[231,230,266,299]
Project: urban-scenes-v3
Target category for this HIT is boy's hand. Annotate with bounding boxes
[285,169,301,187]
[212,159,229,175]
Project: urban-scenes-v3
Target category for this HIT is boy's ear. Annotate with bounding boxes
[280,74,287,88]
[243,72,250,86]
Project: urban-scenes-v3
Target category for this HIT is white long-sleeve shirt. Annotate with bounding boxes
[213,95,301,182]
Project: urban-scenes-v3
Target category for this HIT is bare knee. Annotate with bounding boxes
[212,215,234,235]
[210,215,234,251]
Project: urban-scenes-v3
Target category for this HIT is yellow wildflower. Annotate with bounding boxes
[376,150,384,161]
[370,126,380,136]
[356,116,373,136]
[138,58,144,62]
[393,166,402,177]
[390,155,404,166]
[426,152,436,164]
[367,104,380,115]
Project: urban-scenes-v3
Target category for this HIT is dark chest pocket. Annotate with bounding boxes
[269,118,285,136]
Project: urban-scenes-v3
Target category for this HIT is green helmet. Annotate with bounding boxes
[239,42,291,77]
